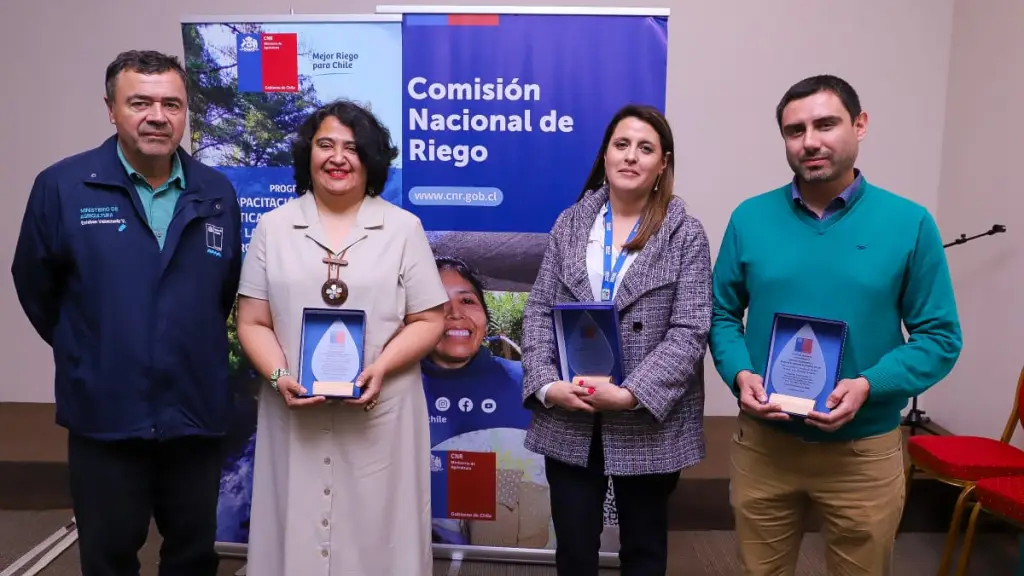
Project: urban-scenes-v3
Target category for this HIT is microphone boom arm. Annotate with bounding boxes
[943,224,1006,249]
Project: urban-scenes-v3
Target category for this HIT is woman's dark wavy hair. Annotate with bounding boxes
[291,99,399,197]
[435,255,490,323]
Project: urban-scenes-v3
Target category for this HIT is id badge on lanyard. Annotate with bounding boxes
[600,201,639,301]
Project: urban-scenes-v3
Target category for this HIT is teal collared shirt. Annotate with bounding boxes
[116,144,186,250]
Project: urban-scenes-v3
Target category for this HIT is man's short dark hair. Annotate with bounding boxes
[105,50,188,102]
[775,74,862,130]
[291,99,399,198]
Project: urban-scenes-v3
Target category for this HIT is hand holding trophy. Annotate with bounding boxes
[552,302,632,412]
[762,313,849,423]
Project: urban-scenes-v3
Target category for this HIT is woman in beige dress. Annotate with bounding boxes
[236,99,448,576]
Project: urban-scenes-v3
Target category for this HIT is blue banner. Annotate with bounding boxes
[400,13,668,234]
[180,16,403,547]
[397,9,670,553]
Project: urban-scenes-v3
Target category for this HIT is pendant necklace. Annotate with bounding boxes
[321,248,350,306]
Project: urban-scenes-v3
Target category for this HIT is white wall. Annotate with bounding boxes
[925,0,1024,443]
[0,0,954,414]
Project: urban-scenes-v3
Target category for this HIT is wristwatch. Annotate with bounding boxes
[269,368,290,391]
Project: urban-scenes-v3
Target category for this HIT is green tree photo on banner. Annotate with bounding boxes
[484,291,527,360]
[182,23,322,168]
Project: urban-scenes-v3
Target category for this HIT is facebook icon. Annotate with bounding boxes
[458,398,473,412]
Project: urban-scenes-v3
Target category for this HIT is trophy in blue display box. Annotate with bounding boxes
[552,302,625,387]
[763,312,848,417]
[297,307,366,399]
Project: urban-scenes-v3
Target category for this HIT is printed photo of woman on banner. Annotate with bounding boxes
[420,256,620,548]
[421,256,536,546]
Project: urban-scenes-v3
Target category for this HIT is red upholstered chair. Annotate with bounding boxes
[901,365,1024,575]
[952,474,1024,575]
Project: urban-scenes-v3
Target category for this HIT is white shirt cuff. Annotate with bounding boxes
[535,382,555,408]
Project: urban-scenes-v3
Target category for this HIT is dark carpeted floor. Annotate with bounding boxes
[0,509,1019,575]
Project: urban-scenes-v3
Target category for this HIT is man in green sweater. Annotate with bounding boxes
[710,74,962,575]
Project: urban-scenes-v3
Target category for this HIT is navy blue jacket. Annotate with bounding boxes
[12,135,242,441]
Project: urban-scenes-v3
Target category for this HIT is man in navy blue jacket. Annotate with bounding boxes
[11,50,241,576]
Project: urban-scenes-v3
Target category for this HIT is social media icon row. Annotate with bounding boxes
[434,396,496,413]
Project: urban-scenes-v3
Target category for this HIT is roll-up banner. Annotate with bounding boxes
[178,13,404,558]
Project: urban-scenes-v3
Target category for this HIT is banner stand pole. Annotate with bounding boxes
[431,543,620,568]
[215,542,621,569]
[446,550,464,575]
[215,541,249,558]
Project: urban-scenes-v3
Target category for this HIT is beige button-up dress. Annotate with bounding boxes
[238,191,448,576]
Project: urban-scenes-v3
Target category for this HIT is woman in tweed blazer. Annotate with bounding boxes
[521,104,712,575]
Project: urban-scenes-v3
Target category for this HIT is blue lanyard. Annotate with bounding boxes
[601,201,640,301]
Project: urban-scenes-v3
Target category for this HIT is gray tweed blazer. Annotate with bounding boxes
[521,186,712,475]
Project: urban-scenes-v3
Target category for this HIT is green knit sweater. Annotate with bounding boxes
[710,178,962,441]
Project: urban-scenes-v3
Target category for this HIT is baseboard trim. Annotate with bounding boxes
[0,462,70,510]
